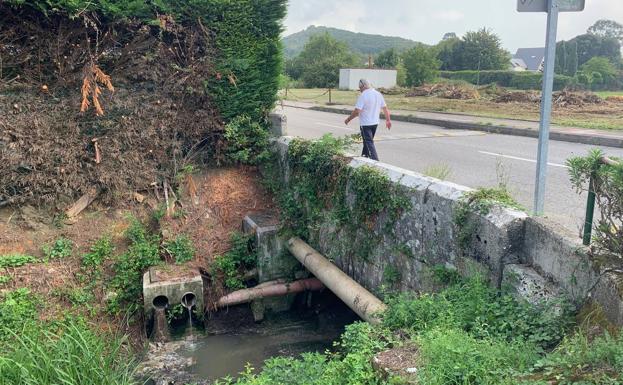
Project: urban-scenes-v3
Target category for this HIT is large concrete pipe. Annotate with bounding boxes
[216,278,324,308]
[287,237,387,325]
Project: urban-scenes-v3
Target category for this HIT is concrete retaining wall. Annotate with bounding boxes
[271,136,623,326]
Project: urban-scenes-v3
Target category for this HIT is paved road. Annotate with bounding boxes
[282,106,623,234]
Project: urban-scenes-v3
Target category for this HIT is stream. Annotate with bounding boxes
[139,294,358,385]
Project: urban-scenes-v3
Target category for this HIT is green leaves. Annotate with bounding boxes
[225,115,271,165]
[0,254,38,269]
[163,234,195,265]
[212,232,256,290]
[42,238,73,260]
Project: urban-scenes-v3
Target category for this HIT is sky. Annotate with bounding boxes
[283,0,623,52]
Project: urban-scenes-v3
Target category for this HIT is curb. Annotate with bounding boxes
[296,105,623,149]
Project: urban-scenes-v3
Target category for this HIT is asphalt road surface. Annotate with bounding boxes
[282,106,623,234]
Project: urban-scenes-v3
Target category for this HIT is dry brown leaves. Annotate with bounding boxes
[80,63,115,116]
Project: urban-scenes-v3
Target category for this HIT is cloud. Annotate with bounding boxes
[434,10,465,22]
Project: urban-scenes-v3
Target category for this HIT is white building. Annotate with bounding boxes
[339,69,397,90]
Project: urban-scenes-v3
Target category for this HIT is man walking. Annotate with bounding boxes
[344,79,392,161]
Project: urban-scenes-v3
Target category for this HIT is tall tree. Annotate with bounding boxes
[402,44,441,86]
[450,28,510,70]
[588,19,623,45]
[375,48,400,68]
[580,56,618,88]
[566,40,578,76]
[436,37,460,70]
[291,33,359,88]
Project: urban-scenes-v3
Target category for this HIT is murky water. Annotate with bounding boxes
[180,309,354,381]
[141,293,358,385]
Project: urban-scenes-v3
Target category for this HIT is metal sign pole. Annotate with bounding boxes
[533,0,559,216]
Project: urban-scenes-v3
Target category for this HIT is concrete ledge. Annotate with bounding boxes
[307,105,623,148]
[142,270,204,316]
[522,217,598,302]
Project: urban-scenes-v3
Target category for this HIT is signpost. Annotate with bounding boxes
[517,0,585,216]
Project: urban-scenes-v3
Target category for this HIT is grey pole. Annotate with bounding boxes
[533,0,559,216]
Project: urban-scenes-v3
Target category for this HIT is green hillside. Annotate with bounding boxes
[283,25,418,58]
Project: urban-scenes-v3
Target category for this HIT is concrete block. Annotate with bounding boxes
[522,217,598,302]
[243,212,299,283]
[142,269,204,316]
[591,271,623,326]
[269,112,288,137]
[502,264,562,305]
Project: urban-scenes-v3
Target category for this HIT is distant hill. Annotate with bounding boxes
[283,26,419,58]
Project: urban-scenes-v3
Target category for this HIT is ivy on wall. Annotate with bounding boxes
[272,135,412,261]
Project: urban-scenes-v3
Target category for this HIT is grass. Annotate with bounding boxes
[595,91,623,98]
[423,164,452,180]
[281,88,623,131]
[0,321,137,385]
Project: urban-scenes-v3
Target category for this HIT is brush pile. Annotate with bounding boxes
[0,6,222,207]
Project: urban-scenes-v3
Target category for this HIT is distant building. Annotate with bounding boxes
[339,69,397,90]
[512,48,545,72]
[510,58,528,71]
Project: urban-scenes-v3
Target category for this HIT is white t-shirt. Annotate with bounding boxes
[355,88,386,126]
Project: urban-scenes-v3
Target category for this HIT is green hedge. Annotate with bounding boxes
[440,70,574,91]
[6,0,286,122]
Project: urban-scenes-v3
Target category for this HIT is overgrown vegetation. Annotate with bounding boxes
[42,238,73,260]
[212,274,623,385]
[163,235,195,265]
[568,149,622,258]
[224,115,272,166]
[0,254,38,269]
[107,218,162,313]
[275,134,411,261]
[212,232,257,290]
[0,320,137,385]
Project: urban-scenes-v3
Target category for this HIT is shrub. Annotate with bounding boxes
[107,217,161,313]
[0,254,38,268]
[212,232,256,290]
[82,236,114,270]
[567,149,623,258]
[384,277,573,351]
[0,289,39,343]
[163,235,195,265]
[224,115,271,165]
[439,70,574,90]
[42,238,73,260]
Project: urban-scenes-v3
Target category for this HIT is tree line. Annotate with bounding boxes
[284,19,622,91]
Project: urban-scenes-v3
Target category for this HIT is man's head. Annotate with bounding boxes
[358,78,371,92]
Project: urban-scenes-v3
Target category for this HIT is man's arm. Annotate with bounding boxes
[344,108,360,125]
[382,106,392,130]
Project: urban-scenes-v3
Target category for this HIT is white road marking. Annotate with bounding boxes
[316,122,356,131]
[479,151,569,169]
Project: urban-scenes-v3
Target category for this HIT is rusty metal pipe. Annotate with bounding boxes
[216,278,324,308]
[287,237,386,325]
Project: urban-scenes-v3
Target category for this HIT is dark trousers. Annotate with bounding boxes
[360,124,379,161]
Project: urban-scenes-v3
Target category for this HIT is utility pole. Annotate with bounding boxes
[517,0,585,216]
[533,0,559,216]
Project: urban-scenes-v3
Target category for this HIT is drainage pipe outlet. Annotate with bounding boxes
[287,237,387,325]
[181,292,197,309]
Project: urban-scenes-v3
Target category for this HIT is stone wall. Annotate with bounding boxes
[271,136,623,326]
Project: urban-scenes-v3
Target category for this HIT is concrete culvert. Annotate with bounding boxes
[152,295,169,309]
[181,292,197,309]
